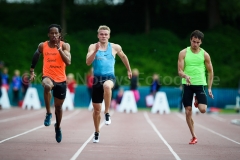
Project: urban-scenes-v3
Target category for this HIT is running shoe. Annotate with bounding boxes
[54,123,62,143]
[189,137,197,144]
[44,113,52,126]
[93,132,100,143]
[194,96,198,108]
[105,113,111,125]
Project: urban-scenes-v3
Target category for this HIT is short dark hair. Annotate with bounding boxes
[48,24,62,33]
[190,30,204,40]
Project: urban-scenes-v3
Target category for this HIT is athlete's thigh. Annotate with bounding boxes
[182,84,194,107]
[92,82,104,103]
[42,77,54,88]
[194,85,207,105]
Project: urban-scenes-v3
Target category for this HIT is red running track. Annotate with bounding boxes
[0,108,240,160]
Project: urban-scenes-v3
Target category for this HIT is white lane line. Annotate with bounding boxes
[144,112,181,160]
[176,113,240,145]
[0,110,45,123]
[0,110,80,144]
[210,115,226,122]
[70,111,114,160]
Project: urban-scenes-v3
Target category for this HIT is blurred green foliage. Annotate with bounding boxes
[0,1,239,88]
[1,25,239,88]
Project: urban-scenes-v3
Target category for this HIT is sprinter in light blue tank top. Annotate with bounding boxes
[86,25,132,143]
[92,42,115,78]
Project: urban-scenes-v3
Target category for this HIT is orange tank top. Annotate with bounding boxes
[42,41,66,82]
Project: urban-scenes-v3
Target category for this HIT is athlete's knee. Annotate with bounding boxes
[198,104,207,113]
[103,84,112,92]
[93,104,101,114]
[55,105,62,112]
[185,107,192,116]
[93,109,101,115]
[43,84,52,92]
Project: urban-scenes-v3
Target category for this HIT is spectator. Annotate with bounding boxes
[116,87,124,105]
[111,87,124,110]
[12,69,21,105]
[86,67,94,102]
[150,73,161,97]
[2,67,10,91]
[67,73,77,104]
[130,68,140,102]
[21,70,30,99]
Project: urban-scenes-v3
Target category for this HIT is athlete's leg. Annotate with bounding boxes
[182,85,196,138]
[103,80,114,114]
[42,78,54,114]
[92,81,104,132]
[198,104,207,113]
[92,103,102,132]
[52,81,67,128]
[52,81,67,143]
[195,86,207,113]
[185,106,196,138]
[54,97,64,128]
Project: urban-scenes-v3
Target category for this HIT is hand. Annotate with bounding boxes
[95,42,100,52]
[29,71,36,81]
[185,75,191,86]
[128,70,132,79]
[55,36,61,50]
[208,88,214,99]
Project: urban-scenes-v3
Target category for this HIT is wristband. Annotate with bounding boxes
[57,47,62,51]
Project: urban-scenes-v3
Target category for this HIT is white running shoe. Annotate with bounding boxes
[93,132,100,143]
[105,113,111,125]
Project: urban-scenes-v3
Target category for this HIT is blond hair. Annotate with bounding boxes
[67,73,75,79]
[97,25,111,33]
[132,68,139,76]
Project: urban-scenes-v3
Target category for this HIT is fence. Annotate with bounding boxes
[4,85,239,109]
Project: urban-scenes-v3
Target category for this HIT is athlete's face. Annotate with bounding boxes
[48,27,61,43]
[190,37,202,50]
[98,30,110,43]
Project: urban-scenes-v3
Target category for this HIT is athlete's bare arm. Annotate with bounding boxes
[204,52,214,98]
[59,42,71,65]
[86,42,100,66]
[113,44,132,79]
[178,49,191,85]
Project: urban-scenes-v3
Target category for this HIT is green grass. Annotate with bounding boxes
[219,109,239,114]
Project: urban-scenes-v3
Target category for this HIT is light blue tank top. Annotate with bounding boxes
[93,42,115,77]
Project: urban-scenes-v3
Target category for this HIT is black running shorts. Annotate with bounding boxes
[182,84,207,107]
[42,77,67,100]
[92,76,115,103]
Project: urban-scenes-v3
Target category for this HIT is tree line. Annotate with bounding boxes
[0,0,239,88]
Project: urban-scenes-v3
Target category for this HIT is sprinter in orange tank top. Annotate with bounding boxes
[29,24,71,143]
